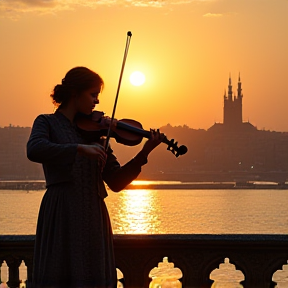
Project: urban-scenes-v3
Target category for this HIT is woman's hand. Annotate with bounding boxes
[77,143,107,168]
[101,116,118,129]
[141,129,165,157]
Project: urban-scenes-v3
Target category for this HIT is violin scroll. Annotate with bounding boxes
[164,137,188,157]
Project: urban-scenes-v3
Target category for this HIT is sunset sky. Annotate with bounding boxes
[0,0,287,132]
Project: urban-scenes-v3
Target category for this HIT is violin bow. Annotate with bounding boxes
[105,31,132,152]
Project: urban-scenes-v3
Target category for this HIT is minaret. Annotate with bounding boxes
[236,73,243,123]
[228,74,233,101]
[223,75,233,125]
[237,73,243,100]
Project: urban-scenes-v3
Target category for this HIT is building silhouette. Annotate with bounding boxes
[224,74,243,127]
[209,74,256,133]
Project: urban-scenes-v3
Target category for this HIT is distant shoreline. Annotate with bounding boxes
[0,180,287,190]
[0,180,46,190]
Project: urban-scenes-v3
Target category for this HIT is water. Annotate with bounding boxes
[1,182,288,235]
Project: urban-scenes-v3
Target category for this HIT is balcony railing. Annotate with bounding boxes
[1,234,288,288]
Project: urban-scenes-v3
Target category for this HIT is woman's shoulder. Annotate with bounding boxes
[31,113,64,130]
[33,113,56,123]
[31,112,72,136]
[37,111,66,120]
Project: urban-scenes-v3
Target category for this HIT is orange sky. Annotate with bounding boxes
[0,0,287,132]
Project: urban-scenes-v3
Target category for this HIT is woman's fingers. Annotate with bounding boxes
[78,144,107,164]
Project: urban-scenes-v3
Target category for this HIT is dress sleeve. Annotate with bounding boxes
[102,148,148,192]
[27,114,78,164]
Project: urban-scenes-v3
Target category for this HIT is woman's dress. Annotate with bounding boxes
[27,111,147,288]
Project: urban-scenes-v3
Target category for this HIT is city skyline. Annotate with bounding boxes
[0,0,287,132]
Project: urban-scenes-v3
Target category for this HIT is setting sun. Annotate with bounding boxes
[129,71,146,86]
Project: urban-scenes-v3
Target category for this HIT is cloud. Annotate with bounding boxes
[203,12,223,17]
[0,0,68,18]
[0,0,214,17]
[1,0,59,9]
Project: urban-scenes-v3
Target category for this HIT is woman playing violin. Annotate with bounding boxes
[27,66,164,288]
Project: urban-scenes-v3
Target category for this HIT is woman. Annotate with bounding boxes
[27,66,163,288]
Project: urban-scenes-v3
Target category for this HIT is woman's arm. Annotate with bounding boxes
[27,115,78,164]
[103,129,164,192]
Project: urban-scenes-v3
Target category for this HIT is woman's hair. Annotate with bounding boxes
[51,67,104,108]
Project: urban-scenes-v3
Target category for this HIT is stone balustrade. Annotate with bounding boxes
[1,234,288,288]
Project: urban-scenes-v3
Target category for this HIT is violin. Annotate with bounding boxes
[75,111,188,157]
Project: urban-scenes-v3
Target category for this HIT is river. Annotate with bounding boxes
[0,181,287,235]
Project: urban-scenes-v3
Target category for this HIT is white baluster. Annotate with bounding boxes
[149,257,183,288]
[0,261,9,288]
[19,261,27,288]
[116,268,124,288]
[272,260,288,288]
[210,258,244,288]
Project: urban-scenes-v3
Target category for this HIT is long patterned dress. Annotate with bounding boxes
[27,111,147,288]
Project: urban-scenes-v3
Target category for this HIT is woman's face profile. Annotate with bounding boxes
[76,85,101,115]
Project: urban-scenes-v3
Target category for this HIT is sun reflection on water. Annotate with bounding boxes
[108,189,163,234]
[131,180,181,186]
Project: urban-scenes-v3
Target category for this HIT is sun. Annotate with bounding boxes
[129,71,146,86]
